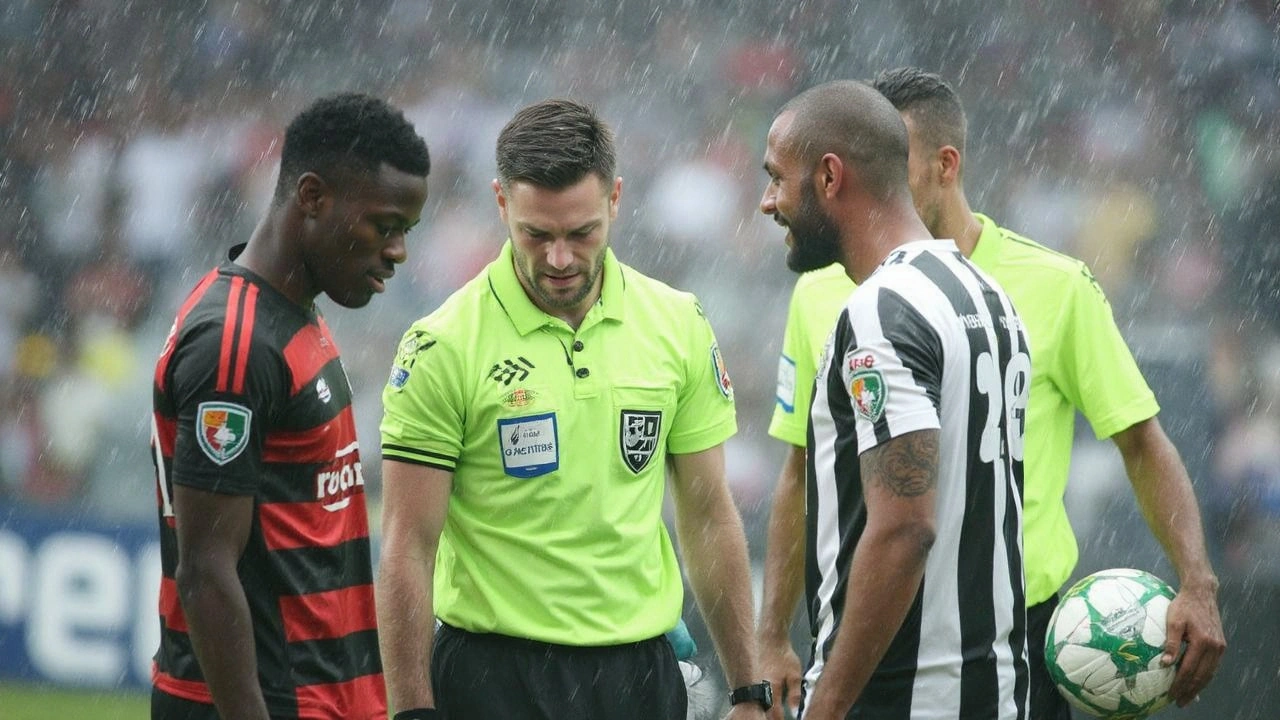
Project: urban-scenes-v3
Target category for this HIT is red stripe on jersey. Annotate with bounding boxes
[155,270,219,393]
[232,282,259,393]
[259,495,371,552]
[295,672,387,720]
[217,277,246,392]
[153,666,214,705]
[262,406,358,464]
[282,320,342,395]
[158,576,188,632]
[279,585,378,643]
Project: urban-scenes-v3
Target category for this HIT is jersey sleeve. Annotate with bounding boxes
[843,286,943,453]
[1052,265,1159,439]
[168,320,285,496]
[666,298,737,455]
[768,278,817,447]
[380,323,466,471]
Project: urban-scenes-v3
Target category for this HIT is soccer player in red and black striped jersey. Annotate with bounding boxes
[150,93,429,720]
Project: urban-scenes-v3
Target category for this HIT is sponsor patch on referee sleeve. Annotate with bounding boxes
[776,354,796,412]
[711,343,733,399]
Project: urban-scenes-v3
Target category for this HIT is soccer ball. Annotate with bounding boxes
[1044,568,1177,719]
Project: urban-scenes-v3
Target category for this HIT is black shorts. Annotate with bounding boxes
[152,688,220,720]
[1027,595,1072,720]
[432,622,688,720]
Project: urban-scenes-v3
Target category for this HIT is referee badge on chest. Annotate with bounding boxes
[620,410,662,473]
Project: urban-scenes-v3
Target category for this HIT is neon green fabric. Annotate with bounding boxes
[381,241,737,644]
[769,215,1159,604]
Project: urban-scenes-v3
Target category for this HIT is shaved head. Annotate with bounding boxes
[776,80,911,200]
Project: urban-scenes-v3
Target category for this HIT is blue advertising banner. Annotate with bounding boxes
[0,505,158,689]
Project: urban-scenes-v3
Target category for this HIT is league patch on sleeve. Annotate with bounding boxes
[388,329,436,390]
[711,343,733,399]
[776,354,796,413]
[196,401,252,465]
[842,350,886,422]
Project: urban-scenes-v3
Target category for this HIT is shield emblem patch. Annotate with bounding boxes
[196,401,252,465]
[620,410,662,473]
[850,369,886,422]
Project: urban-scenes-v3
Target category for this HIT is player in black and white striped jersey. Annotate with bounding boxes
[760,80,1029,720]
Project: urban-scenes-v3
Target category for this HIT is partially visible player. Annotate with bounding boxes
[757,68,1224,719]
[760,78,1030,720]
[150,93,430,720]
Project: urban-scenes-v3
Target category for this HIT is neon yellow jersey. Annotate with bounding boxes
[381,241,737,645]
[769,215,1159,605]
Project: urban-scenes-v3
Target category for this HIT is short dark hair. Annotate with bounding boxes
[871,67,966,155]
[495,99,616,190]
[779,80,910,199]
[273,92,430,203]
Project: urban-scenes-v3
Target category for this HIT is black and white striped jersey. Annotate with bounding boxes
[803,240,1030,720]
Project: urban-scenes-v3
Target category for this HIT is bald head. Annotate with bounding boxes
[775,80,911,200]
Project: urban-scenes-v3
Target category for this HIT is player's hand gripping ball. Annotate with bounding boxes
[1045,568,1177,719]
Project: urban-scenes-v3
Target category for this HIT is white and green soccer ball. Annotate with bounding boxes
[1045,568,1177,719]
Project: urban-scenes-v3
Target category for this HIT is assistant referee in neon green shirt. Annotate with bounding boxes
[377,99,769,720]
[755,68,1224,719]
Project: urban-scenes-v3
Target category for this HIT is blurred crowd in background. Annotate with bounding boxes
[2,0,1278,710]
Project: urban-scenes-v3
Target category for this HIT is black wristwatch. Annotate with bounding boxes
[729,680,773,710]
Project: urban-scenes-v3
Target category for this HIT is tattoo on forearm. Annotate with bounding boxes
[863,430,938,497]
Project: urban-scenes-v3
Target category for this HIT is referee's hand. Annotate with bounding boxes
[758,640,802,720]
[1162,580,1225,707]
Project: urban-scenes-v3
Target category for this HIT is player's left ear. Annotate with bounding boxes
[817,152,843,198]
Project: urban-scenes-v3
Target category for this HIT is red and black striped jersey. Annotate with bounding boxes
[151,248,386,719]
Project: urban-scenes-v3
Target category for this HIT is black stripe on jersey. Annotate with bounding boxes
[271,538,375,595]
[381,443,458,470]
[277,356,354,431]
[955,255,1030,720]
[910,251,1015,720]
[874,286,945,413]
[156,626,204,682]
[289,629,383,687]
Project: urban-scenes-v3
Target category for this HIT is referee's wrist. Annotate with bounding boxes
[393,709,440,720]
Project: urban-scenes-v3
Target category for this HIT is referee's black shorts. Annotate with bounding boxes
[1027,594,1073,720]
[432,622,688,719]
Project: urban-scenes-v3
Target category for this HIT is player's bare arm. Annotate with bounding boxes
[377,461,453,715]
[668,446,766,718]
[757,443,807,720]
[1112,417,1225,705]
[802,429,939,720]
[172,486,271,720]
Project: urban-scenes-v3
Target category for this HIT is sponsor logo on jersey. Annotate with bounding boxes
[316,377,331,403]
[850,369,886,422]
[710,344,733,399]
[501,387,538,408]
[489,357,535,386]
[620,409,662,473]
[497,412,559,478]
[195,401,251,465]
[315,441,364,512]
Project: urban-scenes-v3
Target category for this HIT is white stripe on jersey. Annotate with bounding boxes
[803,240,1028,720]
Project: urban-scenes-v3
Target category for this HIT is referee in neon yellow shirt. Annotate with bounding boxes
[756,68,1225,719]
[377,99,770,720]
